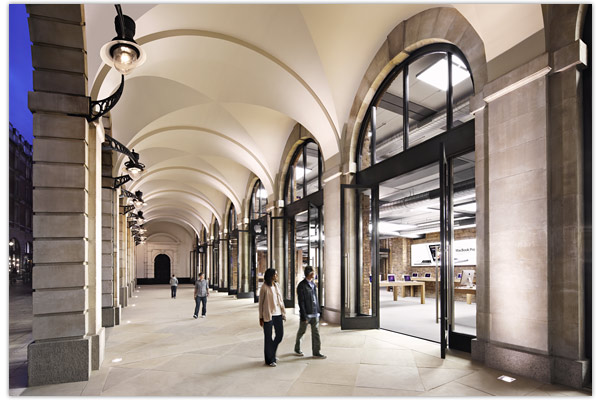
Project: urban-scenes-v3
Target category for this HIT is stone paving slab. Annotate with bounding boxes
[9,283,591,397]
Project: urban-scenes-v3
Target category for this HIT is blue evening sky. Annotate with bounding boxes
[9,3,33,145]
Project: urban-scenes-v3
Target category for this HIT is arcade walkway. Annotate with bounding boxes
[9,284,590,397]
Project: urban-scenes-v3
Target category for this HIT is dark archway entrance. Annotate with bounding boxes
[154,254,171,284]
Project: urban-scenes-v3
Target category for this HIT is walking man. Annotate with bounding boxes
[170,274,178,298]
[294,266,326,359]
[193,272,209,318]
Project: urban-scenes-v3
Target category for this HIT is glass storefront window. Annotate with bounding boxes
[285,140,321,204]
[359,46,473,168]
[408,52,448,148]
[375,71,405,164]
[305,142,320,195]
[227,205,238,293]
[251,180,268,220]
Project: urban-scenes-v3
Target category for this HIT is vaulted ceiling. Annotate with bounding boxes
[84,3,544,237]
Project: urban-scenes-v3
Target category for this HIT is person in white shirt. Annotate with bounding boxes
[169,274,178,298]
[258,268,286,367]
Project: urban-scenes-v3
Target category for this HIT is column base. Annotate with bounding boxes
[102,306,121,327]
[473,340,551,383]
[552,356,591,389]
[90,328,105,370]
[236,291,254,299]
[322,307,341,324]
[219,287,228,293]
[28,337,90,386]
[120,286,128,307]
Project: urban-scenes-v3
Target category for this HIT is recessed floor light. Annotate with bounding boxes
[112,358,122,363]
[127,320,131,324]
[131,304,136,307]
[498,375,516,383]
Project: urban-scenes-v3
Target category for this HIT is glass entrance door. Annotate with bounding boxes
[447,150,477,353]
[341,184,379,329]
[285,204,323,310]
[228,231,239,295]
[346,138,476,355]
[377,161,441,342]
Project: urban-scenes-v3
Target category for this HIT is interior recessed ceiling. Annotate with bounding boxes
[84,3,542,240]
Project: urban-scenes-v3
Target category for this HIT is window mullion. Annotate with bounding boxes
[447,53,453,130]
[403,65,409,151]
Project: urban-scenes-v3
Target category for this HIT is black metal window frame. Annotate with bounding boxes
[283,140,325,309]
[227,204,239,294]
[357,44,474,171]
[284,139,323,205]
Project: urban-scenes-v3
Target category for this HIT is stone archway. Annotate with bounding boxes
[154,254,171,284]
[344,6,488,165]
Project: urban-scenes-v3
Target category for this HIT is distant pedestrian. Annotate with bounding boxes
[170,274,178,298]
[193,272,209,318]
[259,268,286,367]
[294,266,326,359]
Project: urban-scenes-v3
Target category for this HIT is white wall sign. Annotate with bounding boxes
[411,239,476,266]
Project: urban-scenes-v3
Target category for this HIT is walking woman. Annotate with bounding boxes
[258,268,286,367]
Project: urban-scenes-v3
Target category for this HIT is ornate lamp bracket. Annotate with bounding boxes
[87,75,125,122]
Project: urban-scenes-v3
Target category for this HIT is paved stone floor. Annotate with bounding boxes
[8,283,591,398]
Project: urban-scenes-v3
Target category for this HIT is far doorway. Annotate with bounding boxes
[154,254,171,284]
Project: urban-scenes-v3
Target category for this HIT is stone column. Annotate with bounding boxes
[101,127,120,327]
[470,53,552,382]
[207,237,213,288]
[87,120,105,371]
[119,209,128,307]
[237,223,252,298]
[544,4,590,389]
[220,234,228,292]
[322,167,343,324]
[270,204,285,294]
[113,185,121,321]
[128,230,134,295]
[470,96,489,351]
[26,4,93,386]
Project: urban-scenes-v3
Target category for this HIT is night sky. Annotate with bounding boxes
[9,4,33,145]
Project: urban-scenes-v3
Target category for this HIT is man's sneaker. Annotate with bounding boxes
[193,315,198,319]
[294,350,304,357]
[201,315,205,318]
[268,362,277,367]
[313,353,327,359]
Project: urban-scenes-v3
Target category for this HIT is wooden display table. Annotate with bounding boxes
[379,280,425,304]
[411,276,441,284]
[454,286,476,304]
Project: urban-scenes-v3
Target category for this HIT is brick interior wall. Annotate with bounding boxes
[384,227,477,302]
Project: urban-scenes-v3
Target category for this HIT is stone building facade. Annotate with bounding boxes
[23,3,590,390]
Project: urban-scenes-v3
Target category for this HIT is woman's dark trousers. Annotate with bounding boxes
[263,315,284,365]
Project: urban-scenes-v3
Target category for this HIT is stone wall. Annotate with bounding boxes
[27,4,96,386]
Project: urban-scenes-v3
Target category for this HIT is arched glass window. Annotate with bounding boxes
[227,204,239,294]
[227,205,237,234]
[212,220,220,288]
[359,45,474,170]
[250,180,268,220]
[285,140,322,205]
[213,220,220,241]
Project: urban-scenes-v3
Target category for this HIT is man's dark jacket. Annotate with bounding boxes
[297,279,320,321]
